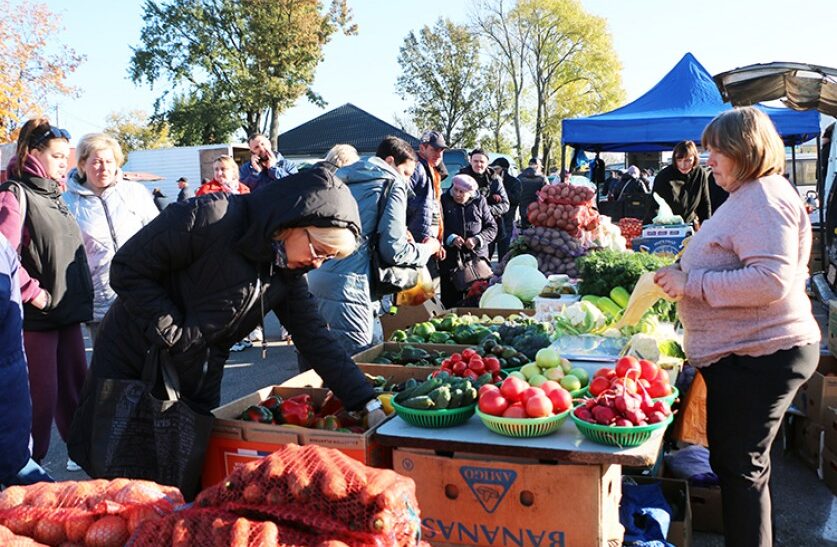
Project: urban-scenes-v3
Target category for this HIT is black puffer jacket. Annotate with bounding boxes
[68,167,374,465]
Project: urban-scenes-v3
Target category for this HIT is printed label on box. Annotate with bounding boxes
[459,465,517,514]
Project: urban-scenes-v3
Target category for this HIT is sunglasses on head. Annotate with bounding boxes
[31,126,71,148]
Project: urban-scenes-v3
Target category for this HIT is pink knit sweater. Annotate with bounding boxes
[677,174,820,367]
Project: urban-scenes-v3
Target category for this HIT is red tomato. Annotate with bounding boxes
[462,349,476,360]
[594,367,616,380]
[502,402,528,419]
[451,361,468,375]
[468,359,486,375]
[500,376,528,403]
[638,359,659,381]
[479,391,509,416]
[484,357,501,373]
[525,394,554,418]
[615,356,641,380]
[520,386,543,403]
[612,376,637,394]
[492,373,502,384]
[479,384,500,398]
[463,369,479,381]
[648,380,672,398]
[546,387,572,413]
[539,380,562,396]
[451,353,463,362]
[440,361,452,371]
[589,376,611,397]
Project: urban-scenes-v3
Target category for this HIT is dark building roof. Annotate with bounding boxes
[277,103,419,157]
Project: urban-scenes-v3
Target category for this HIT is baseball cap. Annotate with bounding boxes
[420,130,448,149]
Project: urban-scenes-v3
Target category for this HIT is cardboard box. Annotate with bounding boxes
[822,446,837,496]
[828,300,837,357]
[792,415,825,471]
[380,298,446,339]
[824,407,837,453]
[203,386,390,488]
[806,353,837,424]
[625,476,692,547]
[641,224,693,239]
[352,343,471,366]
[393,448,623,547]
[688,484,723,534]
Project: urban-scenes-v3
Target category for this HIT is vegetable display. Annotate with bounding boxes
[394,373,489,410]
[239,392,368,433]
[576,249,673,296]
[478,376,573,419]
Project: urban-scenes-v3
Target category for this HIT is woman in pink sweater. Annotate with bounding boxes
[655,107,820,547]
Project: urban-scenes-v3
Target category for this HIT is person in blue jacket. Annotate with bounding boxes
[239,133,298,192]
[308,136,441,355]
[0,234,52,486]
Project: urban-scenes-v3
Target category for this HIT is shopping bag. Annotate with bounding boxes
[395,265,436,306]
[451,251,493,292]
[672,369,708,447]
[86,347,213,500]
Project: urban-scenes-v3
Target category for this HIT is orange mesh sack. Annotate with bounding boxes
[136,443,423,546]
[0,478,184,546]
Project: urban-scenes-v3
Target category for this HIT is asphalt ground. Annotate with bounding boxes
[41,313,837,546]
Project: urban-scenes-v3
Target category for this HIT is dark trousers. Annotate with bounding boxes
[24,324,88,462]
[701,344,818,547]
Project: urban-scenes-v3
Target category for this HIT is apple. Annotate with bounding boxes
[535,347,561,369]
[509,371,527,381]
[520,362,543,380]
[559,375,582,392]
[528,374,548,388]
[568,367,590,388]
[544,367,565,381]
[560,358,573,374]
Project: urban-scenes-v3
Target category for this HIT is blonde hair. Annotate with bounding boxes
[76,133,124,181]
[275,226,357,259]
[325,144,359,168]
[213,155,240,181]
[702,107,785,184]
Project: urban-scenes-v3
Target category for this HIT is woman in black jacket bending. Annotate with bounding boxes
[69,166,384,473]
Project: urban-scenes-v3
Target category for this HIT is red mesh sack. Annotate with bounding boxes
[527,202,599,235]
[537,183,596,206]
[186,443,423,546]
[0,478,183,546]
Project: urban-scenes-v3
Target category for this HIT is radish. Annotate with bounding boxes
[614,418,633,427]
[592,406,616,425]
[648,411,668,424]
[574,407,594,422]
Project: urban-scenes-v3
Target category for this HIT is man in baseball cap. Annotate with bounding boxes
[408,130,450,289]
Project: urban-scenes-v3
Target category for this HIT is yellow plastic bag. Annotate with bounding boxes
[612,271,677,330]
[395,266,435,306]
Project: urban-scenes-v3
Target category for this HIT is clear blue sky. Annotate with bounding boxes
[44,0,837,143]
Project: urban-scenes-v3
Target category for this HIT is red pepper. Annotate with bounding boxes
[280,394,314,427]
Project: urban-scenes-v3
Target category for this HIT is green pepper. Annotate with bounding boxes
[390,329,408,342]
[412,321,436,339]
[439,315,459,332]
[429,331,452,344]
[241,405,274,423]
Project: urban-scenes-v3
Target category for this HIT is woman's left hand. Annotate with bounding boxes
[654,265,687,300]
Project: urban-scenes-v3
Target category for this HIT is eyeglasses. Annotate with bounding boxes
[31,126,71,148]
[305,230,337,261]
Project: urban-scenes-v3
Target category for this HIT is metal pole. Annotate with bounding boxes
[791,145,797,185]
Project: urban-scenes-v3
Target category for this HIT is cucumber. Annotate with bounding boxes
[400,395,435,409]
[609,286,630,308]
[430,386,452,410]
[393,378,420,403]
[411,378,443,398]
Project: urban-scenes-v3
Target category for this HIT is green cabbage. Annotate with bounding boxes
[506,254,539,270]
[502,266,548,304]
[483,292,525,309]
[479,283,507,308]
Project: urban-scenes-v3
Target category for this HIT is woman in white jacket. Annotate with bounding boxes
[64,133,158,344]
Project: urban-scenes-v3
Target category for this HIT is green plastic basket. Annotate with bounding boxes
[653,386,679,407]
[475,408,571,438]
[392,401,476,428]
[569,386,587,398]
[570,412,674,447]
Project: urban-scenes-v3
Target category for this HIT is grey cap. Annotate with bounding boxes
[420,130,448,149]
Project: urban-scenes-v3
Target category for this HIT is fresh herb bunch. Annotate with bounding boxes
[576,249,674,296]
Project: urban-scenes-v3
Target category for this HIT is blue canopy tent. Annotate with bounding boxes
[561,52,821,154]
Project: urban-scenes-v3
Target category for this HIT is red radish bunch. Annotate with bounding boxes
[573,377,672,427]
[588,356,673,399]
[438,348,503,384]
[478,377,572,419]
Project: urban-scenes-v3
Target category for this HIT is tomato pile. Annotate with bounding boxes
[478,376,572,419]
[436,348,503,384]
[617,217,643,249]
[588,356,673,399]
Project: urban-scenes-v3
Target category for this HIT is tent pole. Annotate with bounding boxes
[791,145,797,186]
[561,145,566,176]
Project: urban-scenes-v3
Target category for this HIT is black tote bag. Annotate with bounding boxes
[451,250,493,292]
[87,347,213,500]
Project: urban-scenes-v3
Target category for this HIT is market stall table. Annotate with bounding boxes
[377,415,665,546]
